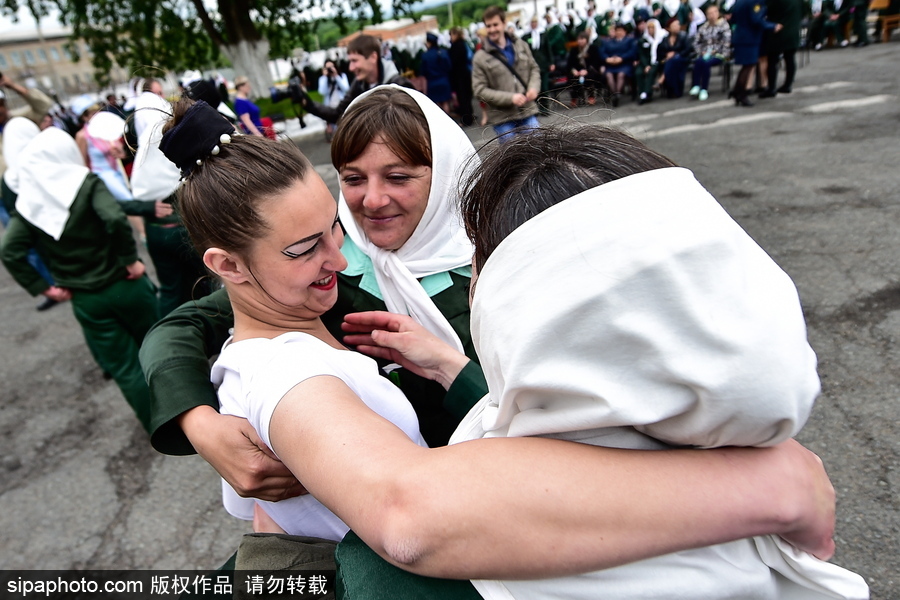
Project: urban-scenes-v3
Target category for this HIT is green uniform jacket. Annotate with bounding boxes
[140,272,488,454]
[767,0,808,50]
[1,174,139,296]
[545,23,569,59]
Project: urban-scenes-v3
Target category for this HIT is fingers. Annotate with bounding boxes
[241,420,280,462]
[343,310,407,330]
[351,344,395,362]
[341,333,377,346]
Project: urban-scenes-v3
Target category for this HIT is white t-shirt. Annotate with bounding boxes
[211,331,427,541]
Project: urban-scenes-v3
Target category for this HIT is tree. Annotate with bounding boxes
[0,0,415,95]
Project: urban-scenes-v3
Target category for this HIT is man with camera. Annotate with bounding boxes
[317,60,349,140]
[297,35,413,124]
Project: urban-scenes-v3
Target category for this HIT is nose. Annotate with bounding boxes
[325,228,348,273]
[362,180,391,211]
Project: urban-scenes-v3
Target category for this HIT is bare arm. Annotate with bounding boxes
[239,112,263,136]
[270,376,835,580]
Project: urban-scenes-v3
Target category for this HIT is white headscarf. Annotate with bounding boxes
[662,0,682,16]
[452,167,868,600]
[130,94,182,201]
[2,117,41,194]
[463,167,819,447]
[527,19,545,50]
[16,127,90,240]
[642,18,667,63]
[337,85,477,352]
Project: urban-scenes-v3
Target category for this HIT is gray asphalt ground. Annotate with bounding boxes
[0,40,897,598]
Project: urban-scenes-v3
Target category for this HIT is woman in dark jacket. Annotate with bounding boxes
[760,0,805,97]
[657,18,692,99]
[730,0,782,106]
[601,23,638,106]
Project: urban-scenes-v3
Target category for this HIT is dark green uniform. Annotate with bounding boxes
[809,0,850,45]
[1,174,159,430]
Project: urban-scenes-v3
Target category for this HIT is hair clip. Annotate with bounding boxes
[159,100,238,178]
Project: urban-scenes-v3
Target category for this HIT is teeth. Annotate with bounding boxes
[314,275,332,286]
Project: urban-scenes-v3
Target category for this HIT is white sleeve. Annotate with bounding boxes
[243,343,343,452]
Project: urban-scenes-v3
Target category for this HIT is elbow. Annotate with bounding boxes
[363,469,450,572]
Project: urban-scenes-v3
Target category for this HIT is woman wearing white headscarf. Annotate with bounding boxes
[140,84,485,490]
[347,123,868,600]
[0,127,159,431]
[636,18,666,103]
[452,125,868,600]
[129,82,211,316]
[0,117,57,306]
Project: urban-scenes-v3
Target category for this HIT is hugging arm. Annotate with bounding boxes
[139,288,303,501]
[270,376,836,580]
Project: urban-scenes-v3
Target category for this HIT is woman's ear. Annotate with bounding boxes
[204,248,250,284]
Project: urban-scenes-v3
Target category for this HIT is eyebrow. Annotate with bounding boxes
[282,208,340,253]
[283,232,322,252]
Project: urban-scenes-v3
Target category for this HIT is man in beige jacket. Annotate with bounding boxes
[0,74,54,176]
[472,6,542,142]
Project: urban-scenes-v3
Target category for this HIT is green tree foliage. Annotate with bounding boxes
[0,0,417,89]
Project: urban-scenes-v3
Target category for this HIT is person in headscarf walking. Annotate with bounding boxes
[1,127,159,432]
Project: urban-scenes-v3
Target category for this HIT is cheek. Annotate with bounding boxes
[342,187,365,216]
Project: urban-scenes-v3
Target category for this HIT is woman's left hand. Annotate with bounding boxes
[342,311,471,390]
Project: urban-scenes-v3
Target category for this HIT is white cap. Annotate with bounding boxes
[85,111,126,141]
[70,94,98,117]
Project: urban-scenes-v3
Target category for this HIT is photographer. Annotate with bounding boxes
[296,35,413,124]
[317,60,349,139]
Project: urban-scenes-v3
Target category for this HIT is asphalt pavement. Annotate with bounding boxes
[0,40,897,598]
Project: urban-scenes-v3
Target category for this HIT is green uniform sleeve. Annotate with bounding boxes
[88,176,139,266]
[443,360,488,420]
[0,216,49,296]
[139,287,235,455]
[118,199,158,217]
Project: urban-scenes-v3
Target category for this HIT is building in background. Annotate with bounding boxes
[0,26,129,103]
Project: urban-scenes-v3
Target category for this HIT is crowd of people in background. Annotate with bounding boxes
[285,0,887,121]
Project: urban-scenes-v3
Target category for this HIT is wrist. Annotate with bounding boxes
[435,356,472,391]
[178,405,220,444]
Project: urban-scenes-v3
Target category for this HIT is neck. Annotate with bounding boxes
[366,61,381,85]
[493,34,507,49]
[228,288,342,348]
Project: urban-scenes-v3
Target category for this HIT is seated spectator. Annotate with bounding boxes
[233,76,276,139]
[808,0,849,49]
[600,22,637,106]
[567,31,605,106]
[657,18,692,98]
[689,5,732,101]
[636,18,666,104]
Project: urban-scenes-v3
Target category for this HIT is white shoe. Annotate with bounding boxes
[698,89,709,101]
[689,85,701,96]
[840,39,849,47]
[814,43,823,50]
[639,92,647,100]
